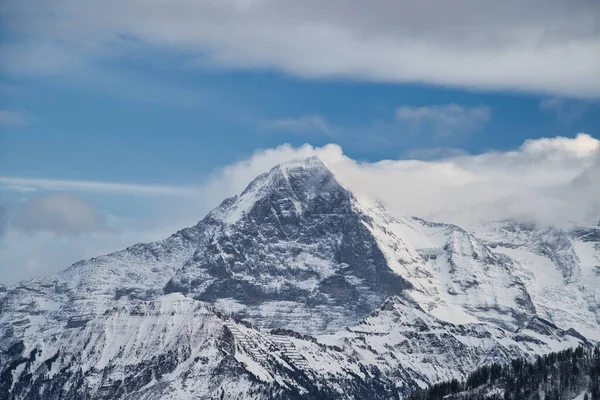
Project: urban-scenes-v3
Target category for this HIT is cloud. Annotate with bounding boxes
[2,0,599,97]
[402,147,470,160]
[262,116,332,135]
[396,104,491,137]
[329,133,600,225]
[519,133,599,159]
[0,110,30,126]
[539,97,588,121]
[4,185,37,193]
[12,193,108,235]
[0,177,200,196]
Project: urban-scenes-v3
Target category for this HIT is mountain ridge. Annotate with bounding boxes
[1,156,599,399]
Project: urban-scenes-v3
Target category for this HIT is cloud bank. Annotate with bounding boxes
[2,0,599,97]
[329,134,600,226]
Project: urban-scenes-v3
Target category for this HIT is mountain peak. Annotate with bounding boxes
[269,155,334,188]
[165,154,412,334]
[208,155,343,225]
[275,154,328,170]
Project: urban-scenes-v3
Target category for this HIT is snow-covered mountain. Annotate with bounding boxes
[1,156,598,399]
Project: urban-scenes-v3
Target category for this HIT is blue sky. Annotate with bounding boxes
[1,68,598,184]
[1,0,599,284]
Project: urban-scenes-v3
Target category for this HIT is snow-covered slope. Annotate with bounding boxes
[352,201,537,331]
[0,293,586,400]
[322,296,586,388]
[1,156,599,399]
[471,221,600,341]
[0,293,399,399]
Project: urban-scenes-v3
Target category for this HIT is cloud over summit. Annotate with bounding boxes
[202,133,600,226]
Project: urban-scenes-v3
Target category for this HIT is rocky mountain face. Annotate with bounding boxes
[164,157,411,334]
[1,157,599,399]
[474,221,600,341]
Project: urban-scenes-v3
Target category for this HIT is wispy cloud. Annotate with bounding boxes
[0,110,30,126]
[0,177,200,196]
[262,116,333,136]
[5,185,37,193]
[396,103,491,137]
[539,97,588,122]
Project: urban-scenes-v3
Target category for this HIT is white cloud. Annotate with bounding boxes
[0,110,30,126]
[262,116,332,135]
[520,133,599,159]
[396,104,491,137]
[327,133,600,225]
[2,0,599,97]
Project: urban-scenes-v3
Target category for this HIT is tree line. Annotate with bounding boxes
[408,345,600,400]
